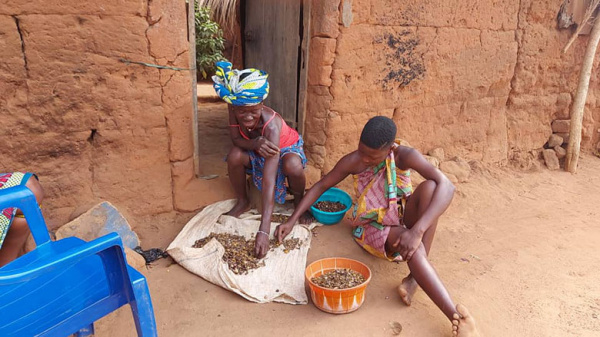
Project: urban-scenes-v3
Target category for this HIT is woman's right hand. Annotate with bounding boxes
[275,221,294,243]
[254,136,280,158]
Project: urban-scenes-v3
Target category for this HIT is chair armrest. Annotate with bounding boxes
[0,185,50,245]
[0,233,124,285]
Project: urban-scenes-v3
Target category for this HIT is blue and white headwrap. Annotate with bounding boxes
[212,61,269,106]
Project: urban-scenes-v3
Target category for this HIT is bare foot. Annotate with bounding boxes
[226,199,250,218]
[298,211,314,225]
[451,304,480,337]
[397,275,418,306]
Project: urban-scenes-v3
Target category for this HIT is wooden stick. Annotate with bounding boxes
[566,14,600,173]
[189,0,200,177]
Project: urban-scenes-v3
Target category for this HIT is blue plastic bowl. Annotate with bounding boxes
[310,187,353,225]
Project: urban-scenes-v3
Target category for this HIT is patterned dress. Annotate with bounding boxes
[0,172,34,248]
[352,141,413,261]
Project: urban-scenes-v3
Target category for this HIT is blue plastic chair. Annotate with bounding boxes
[0,185,158,336]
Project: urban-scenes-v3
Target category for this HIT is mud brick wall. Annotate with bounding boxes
[0,0,193,229]
[304,0,600,180]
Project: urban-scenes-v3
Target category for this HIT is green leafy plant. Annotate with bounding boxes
[195,6,226,79]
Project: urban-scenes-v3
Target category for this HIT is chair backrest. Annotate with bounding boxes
[0,185,50,246]
[0,184,157,337]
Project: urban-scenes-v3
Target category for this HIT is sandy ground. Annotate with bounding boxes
[94,152,600,337]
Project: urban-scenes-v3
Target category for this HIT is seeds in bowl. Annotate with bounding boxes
[314,201,346,213]
[311,268,366,289]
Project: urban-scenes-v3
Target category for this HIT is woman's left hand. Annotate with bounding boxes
[254,136,280,158]
[392,228,423,261]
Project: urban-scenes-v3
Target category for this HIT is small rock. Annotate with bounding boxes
[551,120,570,133]
[555,132,570,144]
[423,155,440,168]
[125,247,146,271]
[554,146,566,160]
[547,134,563,148]
[440,158,471,183]
[542,149,560,170]
[428,148,445,162]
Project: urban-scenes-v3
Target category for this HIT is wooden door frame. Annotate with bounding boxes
[296,0,311,136]
[188,0,200,177]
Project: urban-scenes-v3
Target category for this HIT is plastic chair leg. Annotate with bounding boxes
[129,277,157,337]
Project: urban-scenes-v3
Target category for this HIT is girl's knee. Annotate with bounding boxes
[417,180,437,194]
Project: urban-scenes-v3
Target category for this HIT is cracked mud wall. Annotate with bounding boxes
[304,0,600,180]
[0,0,193,229]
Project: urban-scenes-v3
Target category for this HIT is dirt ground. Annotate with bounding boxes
[96,154,600,337]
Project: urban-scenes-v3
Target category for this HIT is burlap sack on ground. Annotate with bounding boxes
[167,199,318,304]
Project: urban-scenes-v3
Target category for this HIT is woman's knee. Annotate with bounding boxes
[227,147,247,166]
[282,155,304,177]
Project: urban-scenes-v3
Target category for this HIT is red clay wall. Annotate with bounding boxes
[0,0,194,229]
[304,0,600,179]
[3,0,600,229]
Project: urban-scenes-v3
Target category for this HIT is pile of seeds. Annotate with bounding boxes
[193,232,303,275]
[314,201,346,213]
[270,237,302,253]
[270,214,290,223]
[311,268,366,289]
[193,233,262,275]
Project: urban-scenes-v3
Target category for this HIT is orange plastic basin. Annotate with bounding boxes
[305,257,372,314]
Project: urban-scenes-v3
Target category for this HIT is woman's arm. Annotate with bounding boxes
[395,146,455,236]
[254,115,282,258]
[274,153,359,242]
